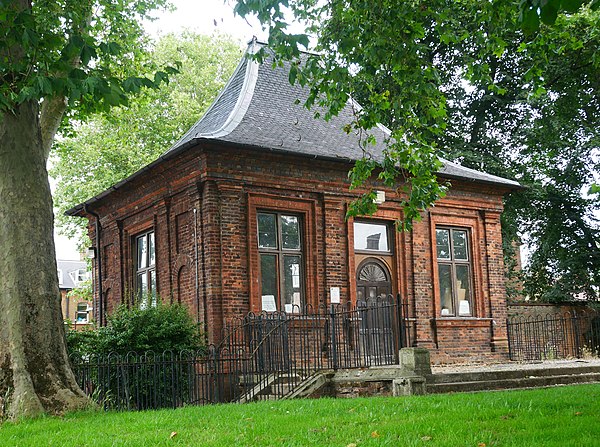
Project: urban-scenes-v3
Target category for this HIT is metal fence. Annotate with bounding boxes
[507,310,600,361]
[71,294,413,410]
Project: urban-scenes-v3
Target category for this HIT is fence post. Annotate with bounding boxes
[210,346,220,403]
[506,318,513,361]
[573,312,581,358]
[396,293,405,364]
[329,304,338,370]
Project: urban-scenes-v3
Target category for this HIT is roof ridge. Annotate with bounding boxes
[166,40,262,153]
[203,47,259,139]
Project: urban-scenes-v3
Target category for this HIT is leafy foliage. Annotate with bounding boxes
[66,303,204,356]
[519,0,599,32]
[66,278,93,302]
[0,0,176,114]
[52,32,241,242]
[435,10,600,301]
[234,1,600,302]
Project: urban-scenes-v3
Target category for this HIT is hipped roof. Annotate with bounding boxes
[67,40,519,216]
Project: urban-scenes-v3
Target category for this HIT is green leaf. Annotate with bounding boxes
[153,71,168,85]
[521,7,541,33]
[122,77,142,93]
[80,44,97,66]
[36,76,53,95]
[288,63,298,84]
[540,2,559,25]
[561,0,584,13]
[589,184,600,195]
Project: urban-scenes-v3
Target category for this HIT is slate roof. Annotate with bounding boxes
[67,40,519,216]
[57,259,88,290]
[169,39,520,187]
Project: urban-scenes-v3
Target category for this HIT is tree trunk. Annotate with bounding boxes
[0,100,90,420]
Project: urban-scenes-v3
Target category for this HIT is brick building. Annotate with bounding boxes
[67,41,520,364]
[57,259,92,328]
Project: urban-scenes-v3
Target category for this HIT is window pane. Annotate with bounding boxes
[137,235,147,269]
[354,222,389,252]
[452,230,468,260]
[150,271,157,307]
[148,232,156,266]
[281,215,300,250]
[283,255,302,312]
[436,229,450,259]
[258,213,277,248]
[455,265,472,316]
[76,303,88,322]
[438,264,454,315]
[357,287,365,301]
[260,254,278,309]
[140,273,148,296]
[137,272,148,309]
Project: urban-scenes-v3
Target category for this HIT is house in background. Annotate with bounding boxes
[67,40,520,364]
[57,259,93,328]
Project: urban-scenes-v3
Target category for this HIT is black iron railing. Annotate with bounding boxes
[71,294,413,410]
[507,311,600,361]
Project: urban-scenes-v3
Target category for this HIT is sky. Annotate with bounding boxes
[144,0,264,41]
[53,0,264,260]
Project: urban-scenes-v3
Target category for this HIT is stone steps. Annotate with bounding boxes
[238,373,302,402]
[426,365,600,394]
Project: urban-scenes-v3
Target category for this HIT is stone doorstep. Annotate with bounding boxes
[427,364,600,384]
[426,372,600,394]
[287,364,600,399]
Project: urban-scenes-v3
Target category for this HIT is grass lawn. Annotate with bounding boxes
[1,384,599,446]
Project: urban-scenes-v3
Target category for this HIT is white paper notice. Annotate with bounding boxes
[262,295,277,312]
[330,287,340,304]
[291,264,300,288]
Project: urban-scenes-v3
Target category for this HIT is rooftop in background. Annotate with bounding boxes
[57,259,89,290]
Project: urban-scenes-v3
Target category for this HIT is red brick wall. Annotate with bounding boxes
[83,142,511,364]
[508,303,596,319]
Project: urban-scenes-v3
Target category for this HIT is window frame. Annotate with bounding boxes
[436,226,474,317]
[76,302,89,323]
[133,230,157,308]
[257,211,305,312]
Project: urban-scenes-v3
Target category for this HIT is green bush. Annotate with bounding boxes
[67,303,207,410]
[67,303,204,356]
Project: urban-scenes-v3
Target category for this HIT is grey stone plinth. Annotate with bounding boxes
[392,376,427,396]
[400,347,432,376]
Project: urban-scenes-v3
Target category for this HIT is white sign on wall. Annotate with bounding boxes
[330,287,340,304]
[261,295,277,312]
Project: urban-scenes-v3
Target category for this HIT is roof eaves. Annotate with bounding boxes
[64,138,198,217]
[439,158,522,189]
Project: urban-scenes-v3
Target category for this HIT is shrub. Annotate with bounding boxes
[67,303,206,410]
[67,303,204,356]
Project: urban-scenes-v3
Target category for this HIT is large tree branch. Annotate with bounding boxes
[40,2,93,161]
[40,95,67,161]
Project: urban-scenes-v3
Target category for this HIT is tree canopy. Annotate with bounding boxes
[233,0,600,301]
[51,32,242,243]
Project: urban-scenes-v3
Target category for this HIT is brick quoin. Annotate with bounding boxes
[78,143,514,364]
